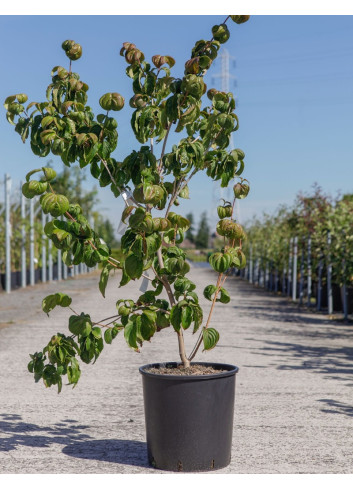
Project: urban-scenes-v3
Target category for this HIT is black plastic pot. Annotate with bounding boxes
[139,361,239,472]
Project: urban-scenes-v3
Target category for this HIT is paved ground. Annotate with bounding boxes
[0,264,352,474]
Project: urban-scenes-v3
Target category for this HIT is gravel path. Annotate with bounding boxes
[0,265,352,474]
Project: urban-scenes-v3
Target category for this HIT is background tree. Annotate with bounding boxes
[195,211,210,249]
[93,212,119,248]
[51,165,99,216]
[185,212,195,244]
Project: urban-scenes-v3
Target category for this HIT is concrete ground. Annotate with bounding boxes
[0,264,352,474]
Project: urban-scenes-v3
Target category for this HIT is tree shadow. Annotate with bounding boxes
[317,399,353,417]
[0,413,91,452]
[0,413,148,468]
[249,339,353,381]
[62,439,149,467]
[229,280,353,341]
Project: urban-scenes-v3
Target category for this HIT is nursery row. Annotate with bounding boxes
[0,174,91,293]
[240,189,353,319]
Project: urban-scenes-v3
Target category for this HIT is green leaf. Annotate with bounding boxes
[124,320,139,350]
[203,284,217,301]
[170,304,182,332]
[174,277,196,294]
[67,358,81,386]
[119,267,131,287]
[99,263,114,298]
[192,304,203,333]
[25,168,41,182]
[181,305,193,330]
[124,254,143,280]
[218,287,230,304]
[91,327,102,339]
[145,233,162,257]
[69,314,92,337]
[141,310,157,328]
[112,324,122,339]
[40,193,69,217]
[140,311,157,341]
[42,293,72,316]
[202,328,220,351]
[178,184,189,199]
[156,311,170,330]
[122,205,135,224]
[104,328,113,345]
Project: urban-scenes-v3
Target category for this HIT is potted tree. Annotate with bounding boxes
[4,14,250,472]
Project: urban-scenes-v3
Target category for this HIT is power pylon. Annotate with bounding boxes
[210,48,241,228]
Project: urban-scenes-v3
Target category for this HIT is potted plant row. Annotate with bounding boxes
[4,14,250,472]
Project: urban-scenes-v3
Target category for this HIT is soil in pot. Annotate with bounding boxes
[145,364,228,376]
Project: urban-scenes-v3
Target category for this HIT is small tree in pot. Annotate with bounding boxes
[4,14,250,472]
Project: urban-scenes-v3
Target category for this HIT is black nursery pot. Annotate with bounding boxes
[139,361,239,472]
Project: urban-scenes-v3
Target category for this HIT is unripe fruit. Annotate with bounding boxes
[28,180,48,195]
[40,193,69,217]
[139,215,154,234]
[42,167,56,182]
[132,186,145,204]
[233,182,250,199]
[8,102,24,115]
[105,117,118,130]
[118,305,131,316]
[209,252,232,273]
[211,24,230,44]
[207,88,218,100]
[217,113,234,130]
[152,55,167,68]
[129,94,147,109]
[16,93,28,104]
[230,15,250,24]
[236,148,245,160]
[62,40,82,61]
[99,93,125,112]
[69,78,83,91]
[217,219,244,240]
[217,204,233,219]
[181,74,206,98]
[120,42,136,56]
[22,182,37,199]
[184,57,200,75]
[125,49,144,64]
[153,217,171,232]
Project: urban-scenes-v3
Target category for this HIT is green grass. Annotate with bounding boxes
[185,249,212,263]
[110,248,125,263]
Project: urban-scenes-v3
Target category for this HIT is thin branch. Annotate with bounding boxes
[96,314,120,323]
[142,273,154,282]
[164,169,198,218]
[188,272,224,361]
[69,306,80,316]
[155,248,190,367]
[158,122,172,173]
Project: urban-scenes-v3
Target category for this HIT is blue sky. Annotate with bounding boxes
[0,15,352,230]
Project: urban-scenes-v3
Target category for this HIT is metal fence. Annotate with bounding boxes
[0,173,90,293]
[236,235,352,320]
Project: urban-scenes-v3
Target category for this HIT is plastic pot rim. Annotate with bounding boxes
[139,361,239,381]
